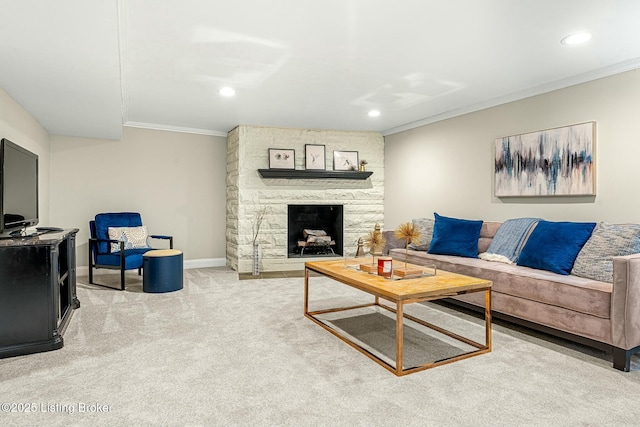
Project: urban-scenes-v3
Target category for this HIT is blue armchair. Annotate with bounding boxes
[89,212,173,290]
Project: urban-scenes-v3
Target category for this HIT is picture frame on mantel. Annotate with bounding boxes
[268,148,295,169]
[333,150,358,171]
[305,144,326,170]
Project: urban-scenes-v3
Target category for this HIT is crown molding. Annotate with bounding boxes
[382,58,640,137]
[124,121,229,137]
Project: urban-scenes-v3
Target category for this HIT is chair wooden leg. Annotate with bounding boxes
[120,266,126,291]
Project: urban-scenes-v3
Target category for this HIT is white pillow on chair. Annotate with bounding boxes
[108,226,150,252]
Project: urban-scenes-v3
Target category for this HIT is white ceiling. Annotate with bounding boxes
[1,0,640,140]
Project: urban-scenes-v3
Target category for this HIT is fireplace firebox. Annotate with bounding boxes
[288,205,343,258]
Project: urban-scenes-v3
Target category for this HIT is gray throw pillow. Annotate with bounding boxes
[408,218,434,251]
[571,223,640,282]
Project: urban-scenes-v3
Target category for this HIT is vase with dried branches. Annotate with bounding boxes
[252,206,269,275]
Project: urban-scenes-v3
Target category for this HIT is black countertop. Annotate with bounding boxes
[0,228,79,247]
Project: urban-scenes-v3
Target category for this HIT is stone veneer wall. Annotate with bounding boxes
[226,125,385,273]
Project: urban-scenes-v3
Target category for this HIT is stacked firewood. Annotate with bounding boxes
[298,229,335,247]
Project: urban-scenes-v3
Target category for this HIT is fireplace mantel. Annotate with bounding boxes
[258,169,373,180]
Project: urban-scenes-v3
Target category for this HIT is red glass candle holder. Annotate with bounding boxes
[377,257,392,278]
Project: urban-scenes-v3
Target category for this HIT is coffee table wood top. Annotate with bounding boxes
[305,259,491,302]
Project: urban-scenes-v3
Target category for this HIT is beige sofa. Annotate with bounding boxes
[384,222,640,371]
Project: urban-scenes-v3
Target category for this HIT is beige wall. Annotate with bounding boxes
[49,127,227,267]
[384,69,640,228]
[0,87,51,226]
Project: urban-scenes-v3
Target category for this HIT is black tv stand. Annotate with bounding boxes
[0,228,80,358]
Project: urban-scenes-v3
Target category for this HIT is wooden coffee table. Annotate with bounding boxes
[304,259,492,376]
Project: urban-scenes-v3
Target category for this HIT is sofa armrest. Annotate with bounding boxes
[382,230,405,255]
[611,253,640,350]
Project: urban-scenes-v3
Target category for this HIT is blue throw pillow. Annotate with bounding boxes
[517,220,596,275]
[427,213,483,258]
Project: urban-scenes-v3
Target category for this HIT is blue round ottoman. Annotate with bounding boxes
[143,249,183,293]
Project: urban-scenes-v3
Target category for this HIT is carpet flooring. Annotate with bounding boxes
[1,266,639,426]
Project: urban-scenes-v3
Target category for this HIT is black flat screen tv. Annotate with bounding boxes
[0,138,39,236]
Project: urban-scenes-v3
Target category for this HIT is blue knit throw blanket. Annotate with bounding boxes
[484,218,540,263]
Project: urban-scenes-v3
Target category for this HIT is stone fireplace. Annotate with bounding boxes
[288,204,344,258]
[226,125,385,273]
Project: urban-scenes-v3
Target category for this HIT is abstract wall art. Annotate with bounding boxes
[494,122,596,197]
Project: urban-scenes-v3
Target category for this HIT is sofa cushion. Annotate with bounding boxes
[571,223,640,283]
[453,292,611,344]
[95,250,148,269]
[517,221,596,275]
[408,218,434,251]
[480,218,540,264]
[428,213,483,258]
[478,221,501,253]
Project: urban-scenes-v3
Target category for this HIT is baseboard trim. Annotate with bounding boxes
[77,258,226,276]
[184,258,226,269]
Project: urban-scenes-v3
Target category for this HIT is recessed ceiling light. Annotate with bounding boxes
[368,110,381,117]
[561,32,592,46]
[219,87,236,97]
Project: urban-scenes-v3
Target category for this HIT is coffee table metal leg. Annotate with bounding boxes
[396,301,404,375]
[485,288,492,350]
[304,268,309,315]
